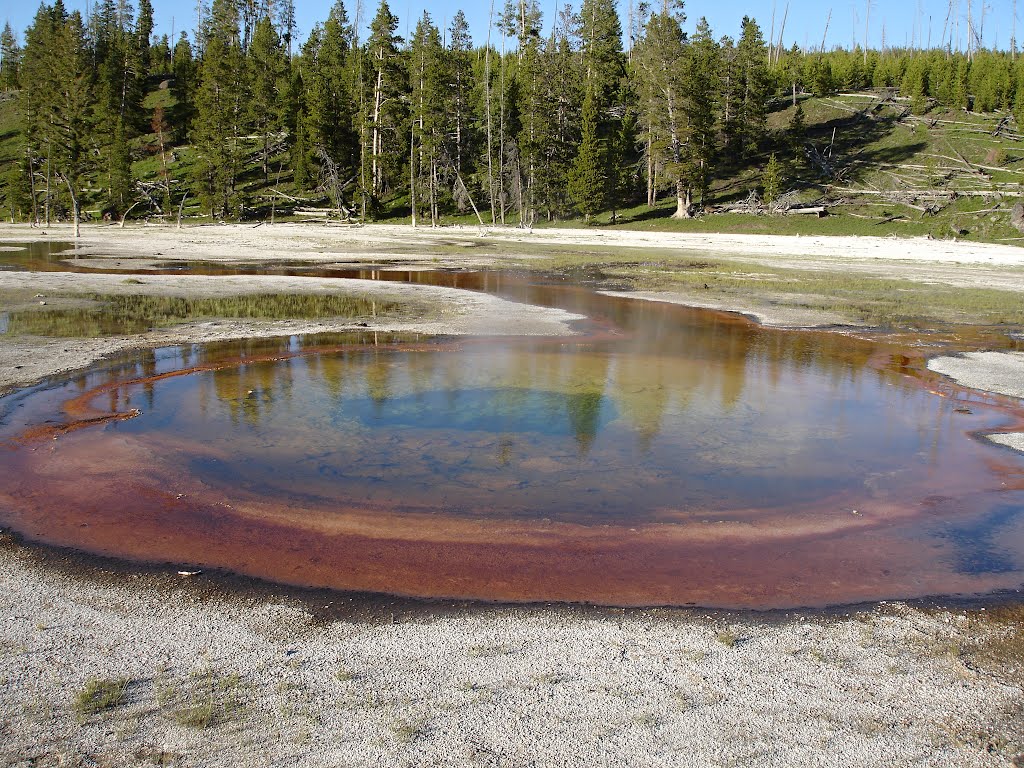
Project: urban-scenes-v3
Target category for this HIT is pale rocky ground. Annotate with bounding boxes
[1,223,1024,766]
[1,541,1022,768]
[929,352,1024,452]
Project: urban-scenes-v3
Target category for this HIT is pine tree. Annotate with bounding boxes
[172,33,197,141]
[579,0,624,105]
[278,0,296,57]
[903,56,930,114]
[446,11,476,205]
[504,0,544,224]
[193,0,250,217]
[13,3,103,225]
[2,153,33,221]
[634,1,691,217]
[787,101,806,168]
[761,152,782,205]
[683,17,720,207]
[363,0,406,212]
[302,1,359,210]
[533,5,582,220]
[408,11,445,225]
[247,15,287,181]
[137,0,154,74]
[90,0,146,214]
[577,0,625,219]
[953,56,970,110]
[568,85,605,222]
[733,16,769,159]
[0,23,21,92]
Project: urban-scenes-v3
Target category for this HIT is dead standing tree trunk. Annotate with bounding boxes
[56,172,80,238]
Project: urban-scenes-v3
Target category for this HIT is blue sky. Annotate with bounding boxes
[3,0,1018,53]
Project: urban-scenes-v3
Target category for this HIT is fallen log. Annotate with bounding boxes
[786,206,828,216]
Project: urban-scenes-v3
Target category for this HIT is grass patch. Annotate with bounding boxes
[391,716,427,744]
[2,292,412,337]
[716,630,740,648]
[156,668,244,729]
[74,676,130,716]
[530,251,1024,327]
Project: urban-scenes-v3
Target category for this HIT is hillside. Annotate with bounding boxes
[3,79,1024,244]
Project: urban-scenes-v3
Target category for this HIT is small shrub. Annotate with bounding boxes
[75,676,130,716]
[157,669,243,729]
[392,716,426,744]
[173,700,217,729]
[335,665,356,682]
[717,630,740,648]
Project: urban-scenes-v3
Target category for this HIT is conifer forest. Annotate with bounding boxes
[2,0,1024,230]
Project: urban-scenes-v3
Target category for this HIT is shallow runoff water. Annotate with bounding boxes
[1,242,1023,608]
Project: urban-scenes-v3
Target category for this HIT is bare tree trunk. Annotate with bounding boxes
[156,123,171,214]
[44,146,51,227]
[672,180,692,219]
[371,61,384,200]
[57,173,80,238]
[777,3,789,66]
[270,161,283,224]
[485,0,496,224]
[177,192,189,229]
[410,121,417,227]
[119,200,142,227]
[499,30,506,226]
[27,147,38,226]
[430,157,438,226]
[646,129,654,207]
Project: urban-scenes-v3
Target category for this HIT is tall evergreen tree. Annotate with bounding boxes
[24,7,94,228]
[682,17,720,207]
[568,85,605,221]
[408,11,445,225]
[278,0,296,57]
[137,0,155,74]
[730,16,769,159]
[634,0,691,217]
[579,0,625,104]
[171,33,197,140]
[0,23,21,92]
[532,6,582,220]
[363,0,406,212]
[91,0,146,213]
[505,0,544,224]
[446,11,476,204]
[303,1,358,208]
[193,0,249,217]
[247,15,287,181]
[577,0,625,217]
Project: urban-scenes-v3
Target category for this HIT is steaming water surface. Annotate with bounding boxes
[1,243,1023,607]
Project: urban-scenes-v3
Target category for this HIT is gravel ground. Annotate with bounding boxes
[1,542,1022,768]
[928,352,1024,452]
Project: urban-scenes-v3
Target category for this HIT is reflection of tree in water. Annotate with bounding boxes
[365,352,393,411]
[610,356,671,454]
[566,389,605,454]
[211,357,295,427]
[566,351,609,455]
[5,294,400,338]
